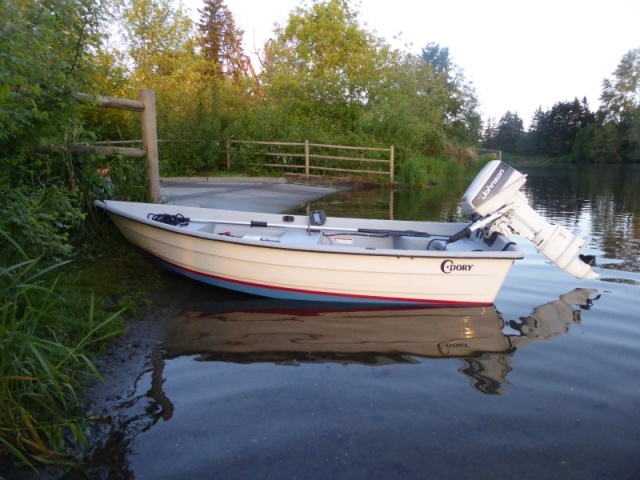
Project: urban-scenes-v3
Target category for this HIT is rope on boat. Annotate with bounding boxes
[148,212,190,227]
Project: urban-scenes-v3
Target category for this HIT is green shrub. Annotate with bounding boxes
[0,185,85,263]
[397,156,476,189]
[107,153,150,201]
[397,157,432,189]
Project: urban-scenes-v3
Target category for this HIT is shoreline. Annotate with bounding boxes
[2,179,344,478]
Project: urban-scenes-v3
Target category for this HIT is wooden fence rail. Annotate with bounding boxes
[74,89,160,201]
[226,140,395,184]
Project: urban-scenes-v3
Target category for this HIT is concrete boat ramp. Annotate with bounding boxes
[160,177,337,212]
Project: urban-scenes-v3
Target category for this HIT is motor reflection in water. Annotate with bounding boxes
[163,288,600,395]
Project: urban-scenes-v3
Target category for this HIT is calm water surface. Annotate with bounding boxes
[86,165,639,479]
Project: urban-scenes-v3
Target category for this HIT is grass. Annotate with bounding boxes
[397,156,488,189]
[501,152,571,166]
[0,230,143,472]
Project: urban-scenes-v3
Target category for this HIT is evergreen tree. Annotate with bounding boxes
[528,99,595,157]
[198,0,246,80]
[493,111,524,152]
[482,117,497,149]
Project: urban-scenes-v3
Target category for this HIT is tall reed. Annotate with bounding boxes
[0,231,122,469]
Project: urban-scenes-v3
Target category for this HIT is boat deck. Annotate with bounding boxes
[187,222,497,253]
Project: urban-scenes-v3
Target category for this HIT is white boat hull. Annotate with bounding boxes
[97,200,522,305]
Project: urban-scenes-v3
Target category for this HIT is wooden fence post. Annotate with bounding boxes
[304,140,310,178]
[389,145,395,185]
[140,89,160,202]
[226,139,231,169]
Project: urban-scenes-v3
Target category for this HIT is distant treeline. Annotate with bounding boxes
[482,48,640,163]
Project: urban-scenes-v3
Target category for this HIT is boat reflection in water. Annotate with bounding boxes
[164,288,600,394]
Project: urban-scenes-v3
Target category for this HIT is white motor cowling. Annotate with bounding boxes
[461,161,599,280]
[462,161,527,217]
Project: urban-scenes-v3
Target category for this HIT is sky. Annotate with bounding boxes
[184,0,640,127]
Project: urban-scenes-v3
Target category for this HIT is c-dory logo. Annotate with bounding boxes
[440,259,474,273]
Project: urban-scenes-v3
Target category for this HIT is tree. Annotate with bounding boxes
[422,43,453,77]
[259,0,481,162]
[0,0,105,259]
[572,122,625,163]
[547,98,594,156]
[595,47,640,163]
[482,117,498,149]
[261,0,384,129]
[363,51,452,157]
[1,0,104,164]
[600,47,640,125]
[0,0,106,183]
[198,0,247,81]
[421,42,481,145]
[116,0,196,86]
[493,111,524,152]
[85,0,486,177]
[526,99,595,157]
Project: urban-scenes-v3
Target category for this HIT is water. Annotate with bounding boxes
[83,165,639,479]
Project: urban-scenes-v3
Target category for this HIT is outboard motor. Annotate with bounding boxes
[461,161,598,279]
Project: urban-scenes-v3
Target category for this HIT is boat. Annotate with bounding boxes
[95,161,598,305]
[161,288,600,394]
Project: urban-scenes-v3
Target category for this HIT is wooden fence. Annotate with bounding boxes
[74,89,160,201]
[226,140,395,184]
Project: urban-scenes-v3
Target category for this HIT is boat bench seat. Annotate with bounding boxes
[279,229,323,245]
[394,236,447,251]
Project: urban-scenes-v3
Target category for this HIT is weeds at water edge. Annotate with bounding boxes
[0,230,123,471]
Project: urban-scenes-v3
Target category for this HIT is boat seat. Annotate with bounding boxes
[394,236,429,250]
[394,235,448,251]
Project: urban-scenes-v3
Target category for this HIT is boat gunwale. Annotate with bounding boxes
[99,201,524,261]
